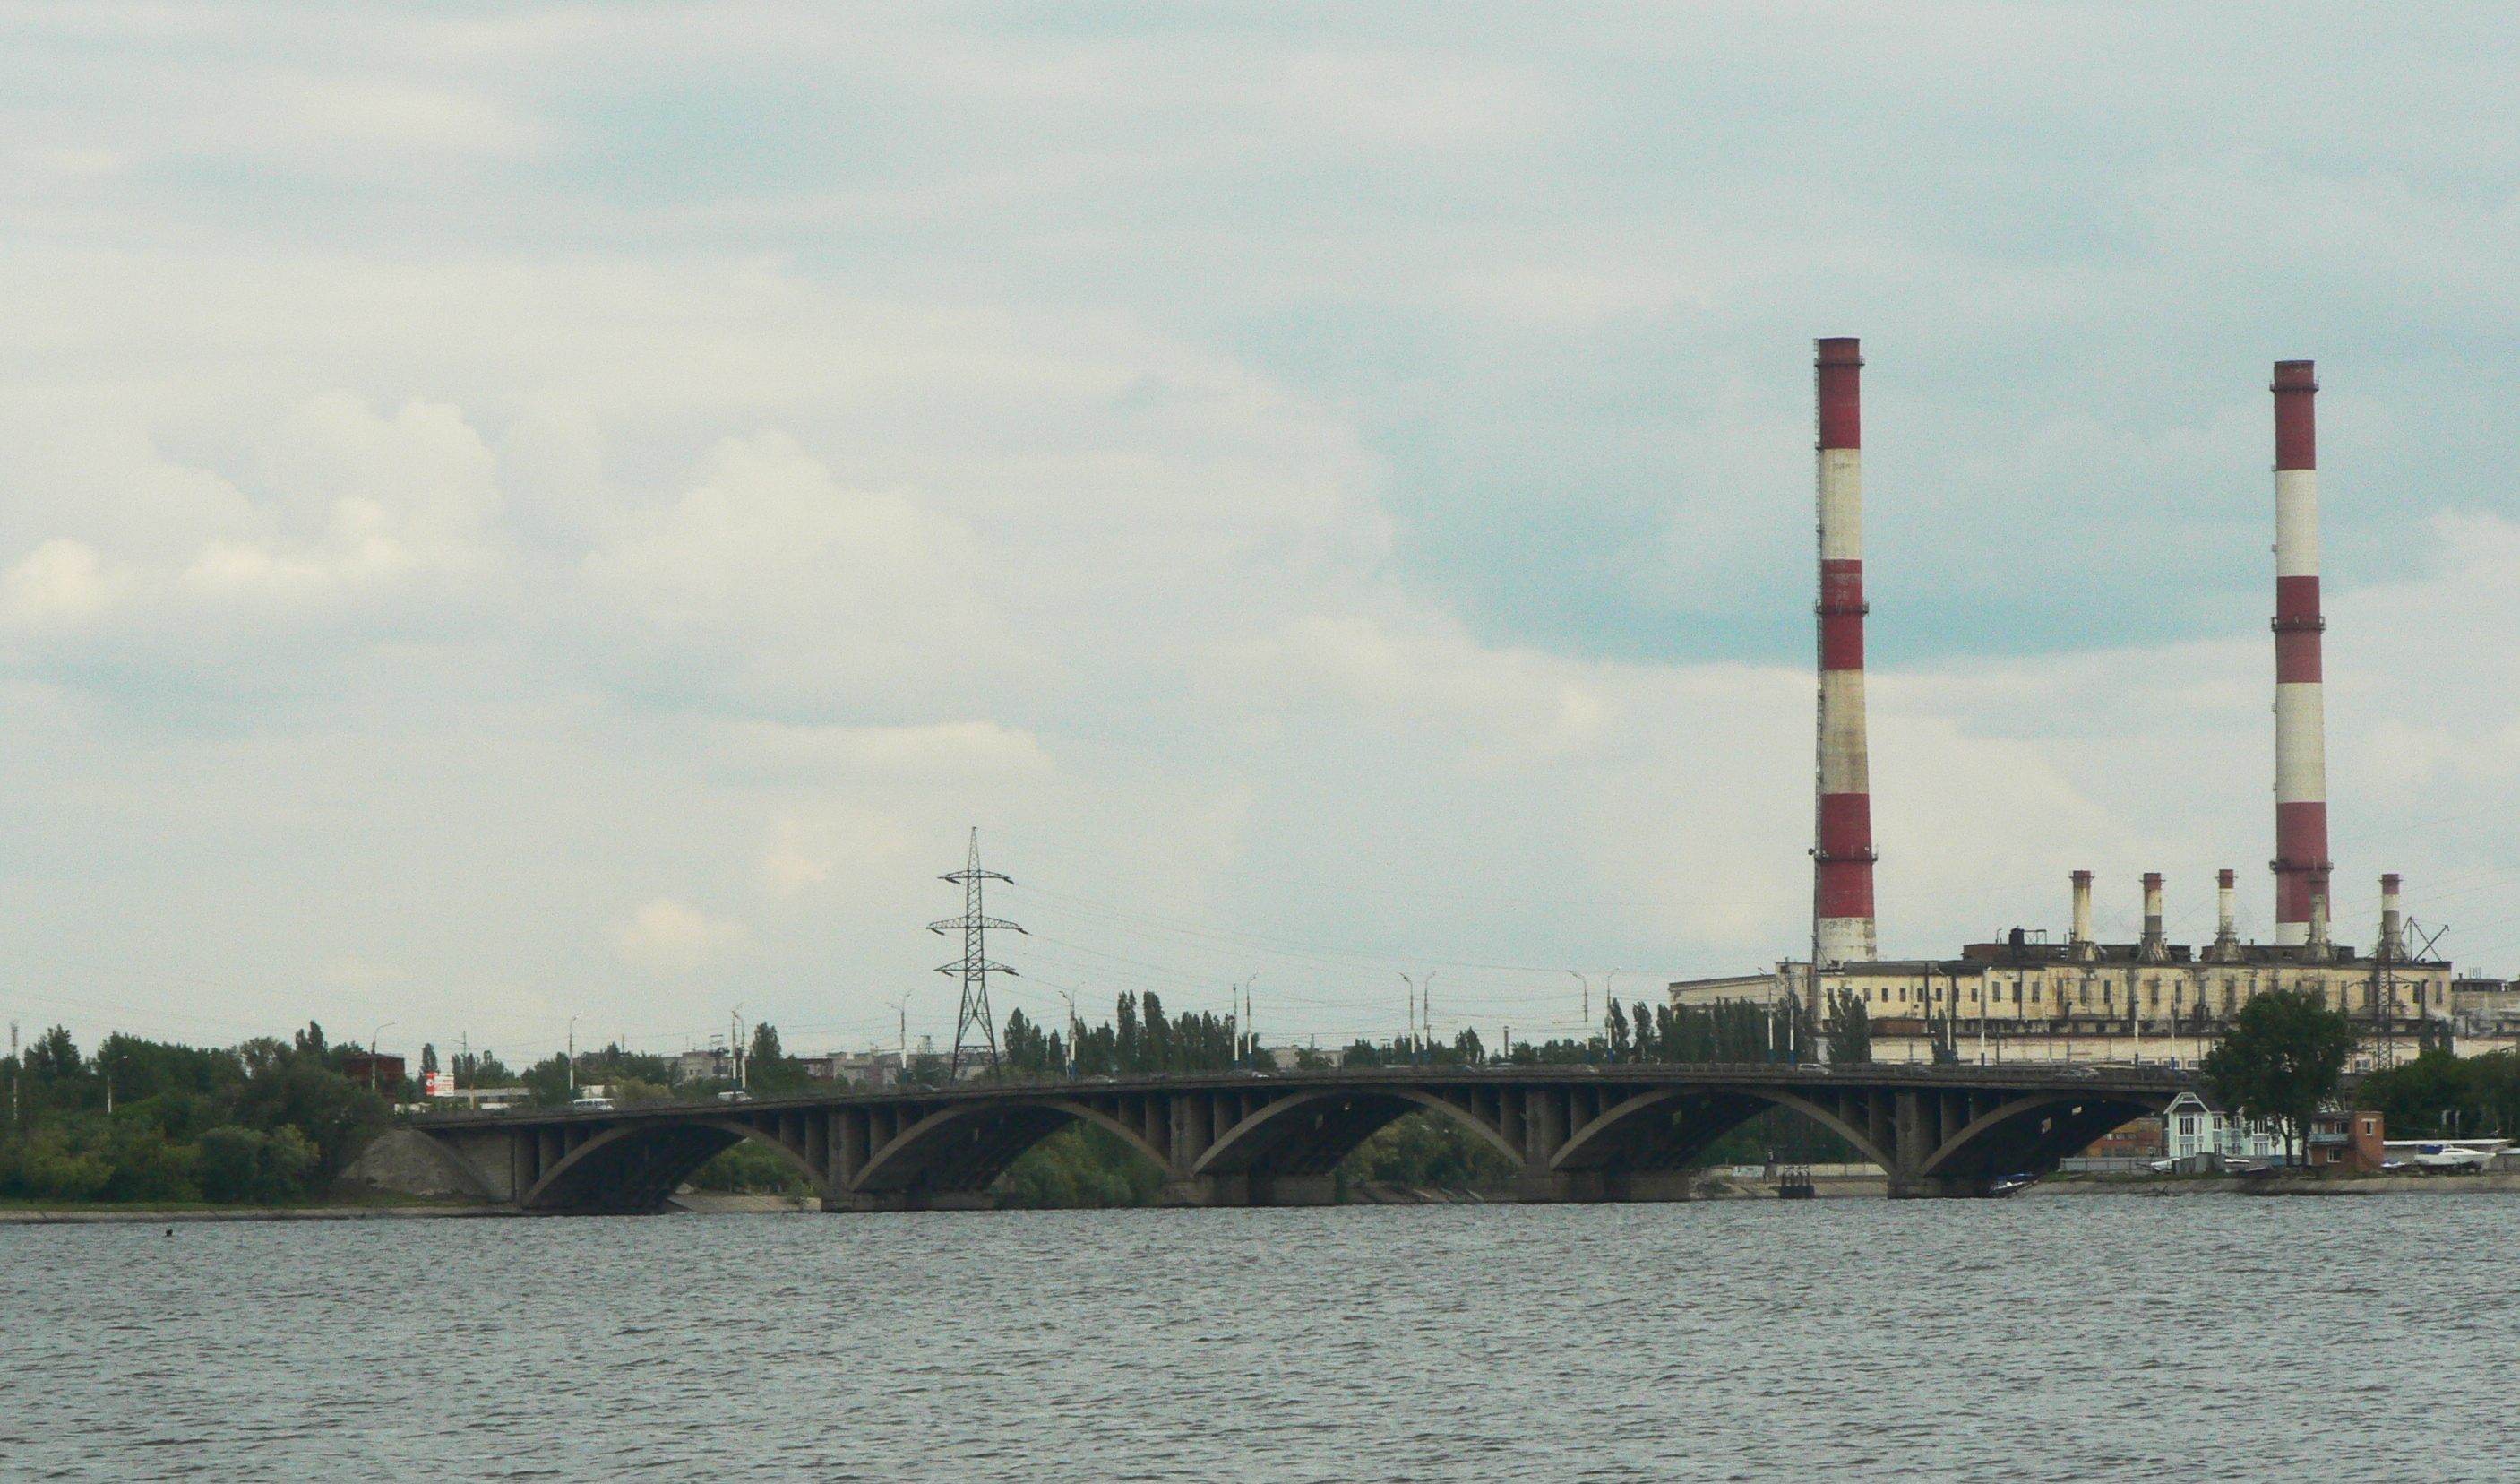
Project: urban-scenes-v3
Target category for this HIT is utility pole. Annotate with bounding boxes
[1565,971,1588,1048]
[566,1016,577,1093]
[930,827,1023,1081]
[372,1022,397,1091]
[731,1005,744,1091]
[1056,988,1079,1079]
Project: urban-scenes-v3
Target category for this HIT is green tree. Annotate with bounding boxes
[997,1122,1164,1208]
[2354,1048,2471,1137]
[22,1025,92,1113]
[687,1137,812,1195]
[1338,1111,1516,1190]
[1826,988,1872,1064]
[1604,1001,1630,1059]
[229,1055,389,1184]
[196,1125,319,1204]
[4,1124,114,1200]
[2203,987,2359,1162]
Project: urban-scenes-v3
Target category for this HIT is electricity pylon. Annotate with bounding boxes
[929,828,1024,1080]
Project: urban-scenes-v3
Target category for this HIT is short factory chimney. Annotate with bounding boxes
[2069,870,2094,959]
[2140,873,2166,961]
[2379,873,2404,961]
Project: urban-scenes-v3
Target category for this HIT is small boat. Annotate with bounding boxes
[1987,1172,2040,1197]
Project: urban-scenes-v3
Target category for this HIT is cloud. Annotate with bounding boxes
[607,898,750,975]
[5,2,2520,1065]
[3,539,133,627]
[581,432,996,708]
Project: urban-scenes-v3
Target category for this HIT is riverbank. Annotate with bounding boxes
[2027,1171,2520,1196]
[0,1195,506,1224]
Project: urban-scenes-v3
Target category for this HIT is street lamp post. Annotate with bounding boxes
[1056,988,1079,1079]
[567,1015,579,1094]
[370,1022,397,1091]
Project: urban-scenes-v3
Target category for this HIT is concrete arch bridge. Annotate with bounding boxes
[408,1063,2189,1213]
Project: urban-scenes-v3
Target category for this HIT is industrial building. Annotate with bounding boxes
[1670,346,2457,1063]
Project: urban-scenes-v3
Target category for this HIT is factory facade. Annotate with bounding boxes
[1669,346,2459,1066]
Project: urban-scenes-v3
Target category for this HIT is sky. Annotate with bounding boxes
[4,2,2519,1066]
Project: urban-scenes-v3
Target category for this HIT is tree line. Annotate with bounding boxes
[992,991,1845,1079]
[1,1023,391,1204]
[0,1018,856,1205]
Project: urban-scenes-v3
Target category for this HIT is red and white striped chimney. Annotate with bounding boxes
[2271,361,2332,948]
[1813,337,1877,964]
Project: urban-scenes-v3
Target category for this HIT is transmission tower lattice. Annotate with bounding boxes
[929,827,1024,1079]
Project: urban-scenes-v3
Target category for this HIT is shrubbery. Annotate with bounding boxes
[0,1024,386,1205]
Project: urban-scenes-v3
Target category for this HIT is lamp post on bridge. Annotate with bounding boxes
[1056,986,1081,1080]
[369,1022,396,1091]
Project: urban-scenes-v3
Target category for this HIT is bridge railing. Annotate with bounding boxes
[405,1058,2195,1126]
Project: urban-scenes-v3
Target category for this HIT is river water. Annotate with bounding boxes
[6,1195,2509,1482]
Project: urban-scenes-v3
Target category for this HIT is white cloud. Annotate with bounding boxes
[607,897,750,975]
[582,432,994,703]
[3,539,133,627]
[6,3,2520,1063]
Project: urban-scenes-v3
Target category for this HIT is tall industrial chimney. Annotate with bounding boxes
[2271,360,2333,951]
[2140,873,2166,960]
[1813,338,1878,965]
[2214,868,2239,957]
[2379,873,2404,960]
[2070,871,2094,957]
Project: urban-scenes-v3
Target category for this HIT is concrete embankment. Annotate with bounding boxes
[2027,1172,2520,1197]
[2,1203,513,1225]
[665,1193,821,1213]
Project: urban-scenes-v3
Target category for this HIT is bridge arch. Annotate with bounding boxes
[520,1117,826,1212]
[1919,1090,2170,1184]
[1190,1085,1523,1179]
[1542,1085,1884,1175]
[848,1097,1176,1199]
